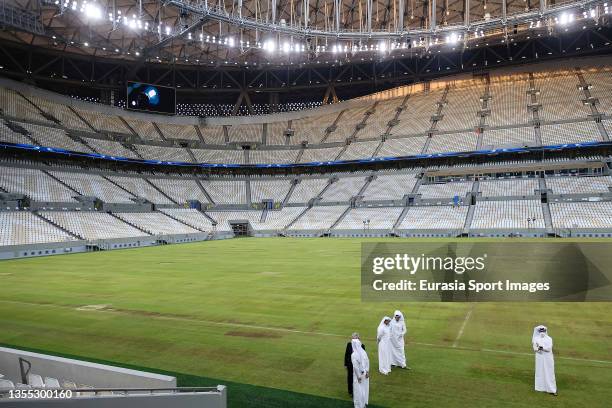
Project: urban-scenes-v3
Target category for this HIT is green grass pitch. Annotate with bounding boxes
[1,237,611,407]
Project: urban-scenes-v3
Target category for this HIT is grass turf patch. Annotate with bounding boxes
[1,237,611,407]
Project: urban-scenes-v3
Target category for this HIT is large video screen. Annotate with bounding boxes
[126,81,176,114]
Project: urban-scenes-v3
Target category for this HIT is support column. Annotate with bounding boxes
[430,0,436,30]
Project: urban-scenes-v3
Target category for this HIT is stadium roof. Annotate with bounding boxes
[1,0,610,67]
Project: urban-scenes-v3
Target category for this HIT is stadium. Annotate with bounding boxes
[0,0,612,407]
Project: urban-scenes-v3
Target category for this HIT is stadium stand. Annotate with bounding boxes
[114,212,200,235]
[471,200,545,229]
[398,206,468,230]
[0,212,75,246]
[288,205,348,230]
[2,63,612,253]
[40,211,149,240]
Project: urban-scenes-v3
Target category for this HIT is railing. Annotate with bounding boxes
[0,386,224,398]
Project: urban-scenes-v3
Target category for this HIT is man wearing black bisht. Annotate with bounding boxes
[344,332,366,396]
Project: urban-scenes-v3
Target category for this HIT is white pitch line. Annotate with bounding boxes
[452,305,474,348]
[1,299,611,365]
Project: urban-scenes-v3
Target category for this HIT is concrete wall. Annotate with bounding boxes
[0,242,87,260]
[0,347,176,389]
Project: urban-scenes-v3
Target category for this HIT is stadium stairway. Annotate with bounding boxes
[328,206,351,231]
[282,179,299,205]
[107,212,151,235]
[294,145,305,163]
[41,170,83,197]
[68,106,97,132]
[195,180,216,205]
[33,211,84,240]
[245,179,252,205]
[4,120,40,145]
[159,210,208,232]
[186,147,198,163]
[392,205,411,231]
[318,109,343,144]
[152,123,168,141]
[194,126,206,143]
[283,206,312,231]
[460,179,480,235]
[143,178,178,204]
[17,92,60,125]
[118,116,139,137]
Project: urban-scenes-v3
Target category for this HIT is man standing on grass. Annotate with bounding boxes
[390,310,409,369]
[351,337,369,408]
[532,325,557,396]
[377,316,393,375]
[344,333,366,396]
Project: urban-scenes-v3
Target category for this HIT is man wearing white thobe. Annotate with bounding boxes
[377,316,393,375]
[351,338,369,408]
[532,325,557,396]
[390,310,408,369]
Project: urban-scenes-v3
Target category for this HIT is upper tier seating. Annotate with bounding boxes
[156,123,199,141]
[299,146,343,163]
[375,136,427,157]
[328,105,372,142]
[0,87,54,125]
[427,131,478,154]
[0,212,75,245]
[0,122,34,145]
[339,140,380,161]
[249,149,299,164]
[392,89,443,136]
[266,121,289,145]
[540,121,602,145]
[291,112,339,144]
[487,76,530,126]
[19,122,93,152]
[135,144,193,163]
[582,70,612,116]
[83,137,140,159]
[437,81,484,131]
[228,123,263,143]
[360,98,402,139]
[73,108,127,134]
[123,118,161,140]
[191,147,244,164]
[535,73,591,122]
[198,125,226,145]
[480,126,536,149]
